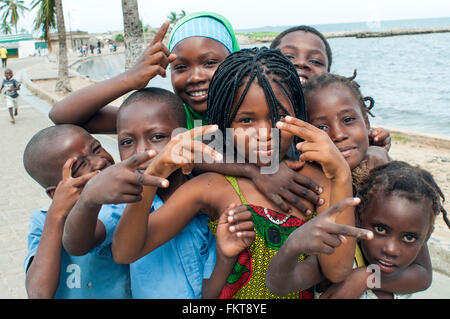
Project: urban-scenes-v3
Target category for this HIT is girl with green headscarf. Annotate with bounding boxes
[168,12,240,129]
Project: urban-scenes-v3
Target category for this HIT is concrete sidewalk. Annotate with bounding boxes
[0,56,448,299]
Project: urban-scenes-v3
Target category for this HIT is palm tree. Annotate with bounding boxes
[32,0,71,93]
[0,0,28,33]
[54,0,71,93]
[121,0,143,70]
[31,0,56,51]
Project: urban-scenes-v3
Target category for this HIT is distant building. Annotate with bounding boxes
[49,30,91,53]
[0,34,45,58]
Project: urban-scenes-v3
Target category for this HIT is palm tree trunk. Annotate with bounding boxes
[121,0,143,70]
[54,0,71,93]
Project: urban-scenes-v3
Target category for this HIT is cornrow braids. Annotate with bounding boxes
[303,70,375,118]
[206,47,307,151]
[356,161,450,237]
[270,25,332,71]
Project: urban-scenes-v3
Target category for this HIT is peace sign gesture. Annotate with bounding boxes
[145,124,223,178]
[276,116,350,181]
[125,20,177,90]
[82,151,170,205]
[49,157,100,217]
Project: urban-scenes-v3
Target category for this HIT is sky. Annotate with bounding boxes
[15,0,450,35]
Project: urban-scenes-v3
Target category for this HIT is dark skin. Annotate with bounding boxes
[62,101,189,256]
[26,158,99,299]
[112,81,355,298]
[273,30,391,150]
[48,21,323,217]
[25,128,115,299]
[265,198,373,296]
[319,193,433,299]
[306,83,390,171]
[1,69,20,123]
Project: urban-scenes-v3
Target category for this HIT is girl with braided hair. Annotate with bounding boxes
[320,161,449,298]
[267,161,447,298]
[270,25,392,151]
[113,47,370,298]
[302,70,390,189]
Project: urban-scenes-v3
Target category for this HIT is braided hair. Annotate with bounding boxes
[356,161,450,237]
[206,47,307,152]
[303,70,375,118]
[270,25,332,71]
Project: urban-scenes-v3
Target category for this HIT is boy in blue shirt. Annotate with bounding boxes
[23,124,162,298]
[62,88,221,298]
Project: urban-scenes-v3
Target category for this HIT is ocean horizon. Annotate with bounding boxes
[76,17,450,136]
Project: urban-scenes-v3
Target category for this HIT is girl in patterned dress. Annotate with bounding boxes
[112,47,358,298]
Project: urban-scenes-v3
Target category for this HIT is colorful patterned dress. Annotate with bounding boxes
[209,176,315,299]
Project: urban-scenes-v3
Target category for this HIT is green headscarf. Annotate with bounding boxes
[168,12,240,129]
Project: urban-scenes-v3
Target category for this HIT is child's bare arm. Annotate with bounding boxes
[277,116,355,283]
[112,126,223,264]
[26,159,98,298]
[265,198,373,296]
[49,21,175,134]
[202,204,255,298]
[194,161,323,217]
[62,151,168,256]
[320,245,431,298]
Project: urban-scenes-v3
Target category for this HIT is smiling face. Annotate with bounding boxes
[306,83,370,170]
[117,100,182,172]
[358,193,432,276]
[275,31,329,84]
[55,128,114,179]
[4,69,12,80]
[230,80,294,167]
[170,37,230,113]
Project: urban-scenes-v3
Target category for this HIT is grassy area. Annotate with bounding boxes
[391,133,410,143]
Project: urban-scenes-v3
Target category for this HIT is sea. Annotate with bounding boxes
[76,17,450,137]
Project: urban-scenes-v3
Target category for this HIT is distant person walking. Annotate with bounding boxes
[0,46,8,68]
[97,40,102,54]
[1,68,21,124]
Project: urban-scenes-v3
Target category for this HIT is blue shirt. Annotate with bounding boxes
[24,205,131,299]
[128,195,216,299]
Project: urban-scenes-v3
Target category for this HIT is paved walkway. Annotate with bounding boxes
[0,56,448,299]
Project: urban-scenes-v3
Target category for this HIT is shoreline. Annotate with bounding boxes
[236,26,450,44]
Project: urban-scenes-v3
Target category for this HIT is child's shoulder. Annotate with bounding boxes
[299,161,330,185]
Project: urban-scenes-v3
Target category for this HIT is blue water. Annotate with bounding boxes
[78,18,450,136]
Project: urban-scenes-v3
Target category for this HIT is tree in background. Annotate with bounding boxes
[54,0,71,93]
[0,0,28,34]
[121,0,142,70]
[167,10,186,25]
[31,0,56,51]
[32,0,71,93]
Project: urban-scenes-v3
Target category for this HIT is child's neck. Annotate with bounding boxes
[156,169,188,202]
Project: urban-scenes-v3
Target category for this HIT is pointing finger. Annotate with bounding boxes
[322,197,361,218]
[72,169,100,187]
[123,150,157,170]
[151,20,170,46]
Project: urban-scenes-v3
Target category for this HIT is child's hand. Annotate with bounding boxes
[82,151,169,205]
[285,198,373,256]
[216,204,255,258]
[276,116,350,182]
[50,157,99,217]
[369,128,391,151]
[319,267,370,299]
[146,125,223,178]
[124,20,176,90]
[250,160,323,217]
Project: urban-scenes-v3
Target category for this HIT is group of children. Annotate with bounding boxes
[23,12,449,299]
